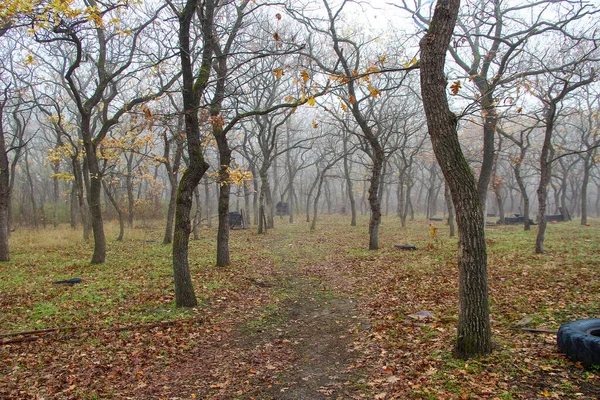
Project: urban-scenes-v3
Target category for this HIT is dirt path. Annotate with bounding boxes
[262,263,363,399]
[242,231,366,399]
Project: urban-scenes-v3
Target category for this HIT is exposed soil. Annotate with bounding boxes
[264,268,363,399]
[148,230,367,399]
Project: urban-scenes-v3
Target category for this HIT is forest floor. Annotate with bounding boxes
[1,215,599,399]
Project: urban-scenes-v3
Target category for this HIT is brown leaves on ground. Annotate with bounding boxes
[1,217,599,399]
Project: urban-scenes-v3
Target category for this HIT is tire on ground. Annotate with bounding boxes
[557,319,600,368]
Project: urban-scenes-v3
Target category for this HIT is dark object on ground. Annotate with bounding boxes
[428,217,443,222]
[276,201,289,215]
[229,211,244,229]
[52,278,82,285]
[545,214,564,222]
[557,319,600,368]
[499,214,535,225]
[395,244,417,250]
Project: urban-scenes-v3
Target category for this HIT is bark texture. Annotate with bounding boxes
[0,96,10,261]
[172,0,214,307]
[419,0,491,358]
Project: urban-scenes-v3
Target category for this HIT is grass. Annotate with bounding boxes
[1,216,599,399]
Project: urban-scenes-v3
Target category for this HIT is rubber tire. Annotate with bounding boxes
[557,319,600,368]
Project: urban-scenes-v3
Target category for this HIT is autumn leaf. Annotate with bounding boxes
[275,13,281,20]
[209,115,225,128]
[368,84,381,98]
[404,57,418,68]
[24,54,36,66]
[284,95,295,102]
[301,70,310,82]
[341,102,347,112]
[307,96,316,106]
[517,107,523,113]
[311,120,319,129]
[450,80,461,95]
[349,94,356,105]
[429,225,438,236]
[273,32,281,41]
[272,68,284,79]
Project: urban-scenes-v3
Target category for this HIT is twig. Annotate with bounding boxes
[514,328,557,334]
[0,318,202,346]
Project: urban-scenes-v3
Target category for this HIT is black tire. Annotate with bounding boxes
[557,319,600,368]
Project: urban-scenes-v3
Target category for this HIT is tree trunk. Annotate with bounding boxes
[420,0,491,358]
[445,183,455,237]
[102,181,124,241]
[73,157,91,241]
[70,182,78,229]
[513,154,530,231]
[367,149,384,250]
[163,138,182,244]
[126,154,135,228]
[52,163,60,228]
[581,155,590,225]
[0,98,10,260]
[172,0,215,307]
[80,114,106,264]
[204,176,212,228]
[536,104,556,254]
[174,163,208,307]
[163,171,178,244]
[310,173,327,231]
[306,171,319,223]
[243,180,252,226]
[24,152,39,228]
[476,100,498,214]
[344,151,357,226]
[193,186,202,240]
[215,144,231,267]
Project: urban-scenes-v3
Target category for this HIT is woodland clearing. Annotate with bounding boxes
[1,216,599,399]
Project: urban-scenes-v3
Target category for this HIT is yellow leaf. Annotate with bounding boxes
[368,85,381,98]
[301,70,310,82]
[284,95,295,102]
[272,68,284,79]
[341,102,347,112]
[311,120,319,129]
[307,96,315,106]
[24,54,36,66]
[404,58,418,68]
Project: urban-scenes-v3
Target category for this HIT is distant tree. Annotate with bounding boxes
[533,69,596,253]
[29,1,177,263]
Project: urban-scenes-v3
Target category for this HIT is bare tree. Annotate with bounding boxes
[420,0,491,358]
[533,69,596,253]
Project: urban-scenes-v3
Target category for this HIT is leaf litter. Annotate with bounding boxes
[1,217,599,399]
